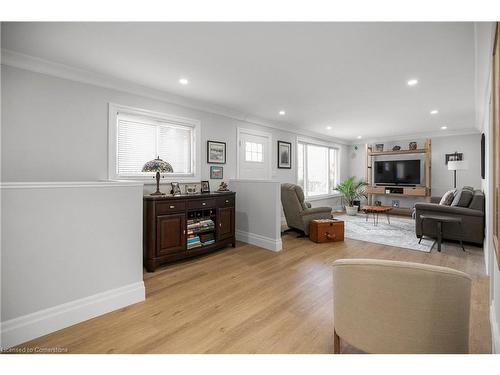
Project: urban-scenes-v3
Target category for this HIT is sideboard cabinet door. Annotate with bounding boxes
[156,213,186,256]
[217,207,234,241]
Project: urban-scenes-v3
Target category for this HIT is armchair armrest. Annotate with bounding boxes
[300,206,333,217]
[414,203,484,217]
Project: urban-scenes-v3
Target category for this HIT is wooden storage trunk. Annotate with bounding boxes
[309,219,344,243]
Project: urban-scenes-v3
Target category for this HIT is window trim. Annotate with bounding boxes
[296,136,341,199]
[108,103,201,182]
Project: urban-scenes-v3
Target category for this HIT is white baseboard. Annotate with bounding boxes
[1,281,145,349]
[236,229,282,252]
[491,301,500,354]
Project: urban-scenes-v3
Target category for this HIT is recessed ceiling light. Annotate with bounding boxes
[326,126,332,130]
[441,126,448,130]
[179,78,189,85]
[430,110,439,115]
[407,79,419,86]
[279,110,286,115]
[357,135,362,139]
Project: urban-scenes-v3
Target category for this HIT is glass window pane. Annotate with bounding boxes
[297,143,304,189]
[306,144,329,196]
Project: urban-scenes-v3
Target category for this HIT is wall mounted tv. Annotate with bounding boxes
[374,160,421,185]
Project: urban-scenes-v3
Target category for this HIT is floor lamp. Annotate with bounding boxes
[448,160,469,189]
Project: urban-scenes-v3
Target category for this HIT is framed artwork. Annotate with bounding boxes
[210,166,223,179]
[201,180,210,193]
[445,152,463,165]
[277,141,292,169]
[207,141,226,164]
[170,182,181,196]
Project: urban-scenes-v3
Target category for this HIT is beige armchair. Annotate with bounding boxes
[281,183,332,235]
[332,259,471,354]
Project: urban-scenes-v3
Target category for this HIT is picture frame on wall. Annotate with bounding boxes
[277,141,292,169]
[201,180,210,193]
[445,152,463,165]
[207,141,226,164]
[210,166,223,179]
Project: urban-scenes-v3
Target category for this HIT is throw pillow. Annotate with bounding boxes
[469,190,485,211]
[439,189,456,205]
[451,189,473,207]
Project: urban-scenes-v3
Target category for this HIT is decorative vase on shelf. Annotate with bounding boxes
[375,144,384,152]
[409,142,417,150]
[392,145,401,151]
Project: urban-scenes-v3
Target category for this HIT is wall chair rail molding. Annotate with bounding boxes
[1,48,348,146]
[1,181,145,348]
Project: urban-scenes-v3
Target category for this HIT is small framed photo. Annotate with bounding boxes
[207,140,226,164]
[445,152,463,165]
[184,184,197,195]
[277,141,292,169]
[201,180,210,193]
[170,182,181,196]
[210,166,223,179]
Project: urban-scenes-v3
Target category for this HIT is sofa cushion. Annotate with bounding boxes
[469,190,485,211]
[463,186,474,191]
[451,189,473,207]
[439,189,456,205]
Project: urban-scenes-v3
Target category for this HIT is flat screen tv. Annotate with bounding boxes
[374,160,421,185]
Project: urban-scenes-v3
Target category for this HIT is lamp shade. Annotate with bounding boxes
[448,160,469,171]
[142,157,173,173]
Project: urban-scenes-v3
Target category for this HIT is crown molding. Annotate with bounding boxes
[351,128,480,145]
[1,48,349,145]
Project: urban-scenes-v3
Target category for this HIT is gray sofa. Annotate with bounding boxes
[281,183,332,235]
[414,189,485,245]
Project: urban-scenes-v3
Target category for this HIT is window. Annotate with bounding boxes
[297,140,339,198]
[245,141,263,162]
[109,104,200,180]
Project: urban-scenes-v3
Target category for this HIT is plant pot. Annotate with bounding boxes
[345,206,358,216]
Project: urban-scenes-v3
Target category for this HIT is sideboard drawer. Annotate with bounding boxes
[218,196,235,207]
[156,201,186,214]
[187,198,216,210]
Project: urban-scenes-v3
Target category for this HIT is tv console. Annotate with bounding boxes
[366,185,427,197]
[365,139,432,215]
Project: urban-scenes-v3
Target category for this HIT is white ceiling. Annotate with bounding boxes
[1,22,476,141]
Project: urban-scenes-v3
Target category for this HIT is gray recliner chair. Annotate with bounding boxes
[281,183,332,235]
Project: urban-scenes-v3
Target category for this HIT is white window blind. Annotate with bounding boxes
[297,141,339,198]
[116,114,194,177]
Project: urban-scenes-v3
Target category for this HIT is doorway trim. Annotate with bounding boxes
[236,127,273,180]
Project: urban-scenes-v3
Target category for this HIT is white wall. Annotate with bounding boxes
[0,181,145,348]
[1,65,349,201]
[230,179,282,251]
[475,21,500,354]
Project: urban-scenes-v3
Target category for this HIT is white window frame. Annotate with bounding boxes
[108,103,201,182]
[296,136,341,201]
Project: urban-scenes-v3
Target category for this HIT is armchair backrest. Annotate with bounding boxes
[333,259,471,353]
[281,183,308,229]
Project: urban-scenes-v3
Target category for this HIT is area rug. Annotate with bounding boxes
[335,213,435,252]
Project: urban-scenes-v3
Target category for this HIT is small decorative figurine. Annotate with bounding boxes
[409,141,417,150]
[392,145,401,151]
[217,182,229,192]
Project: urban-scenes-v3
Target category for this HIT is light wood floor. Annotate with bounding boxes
[17,234,491,353]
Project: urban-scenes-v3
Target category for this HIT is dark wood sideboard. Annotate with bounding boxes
[143,191,235,272]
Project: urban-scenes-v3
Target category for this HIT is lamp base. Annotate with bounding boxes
[150,191,166,196]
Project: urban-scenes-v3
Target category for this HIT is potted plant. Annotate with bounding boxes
[335,177,368,216]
